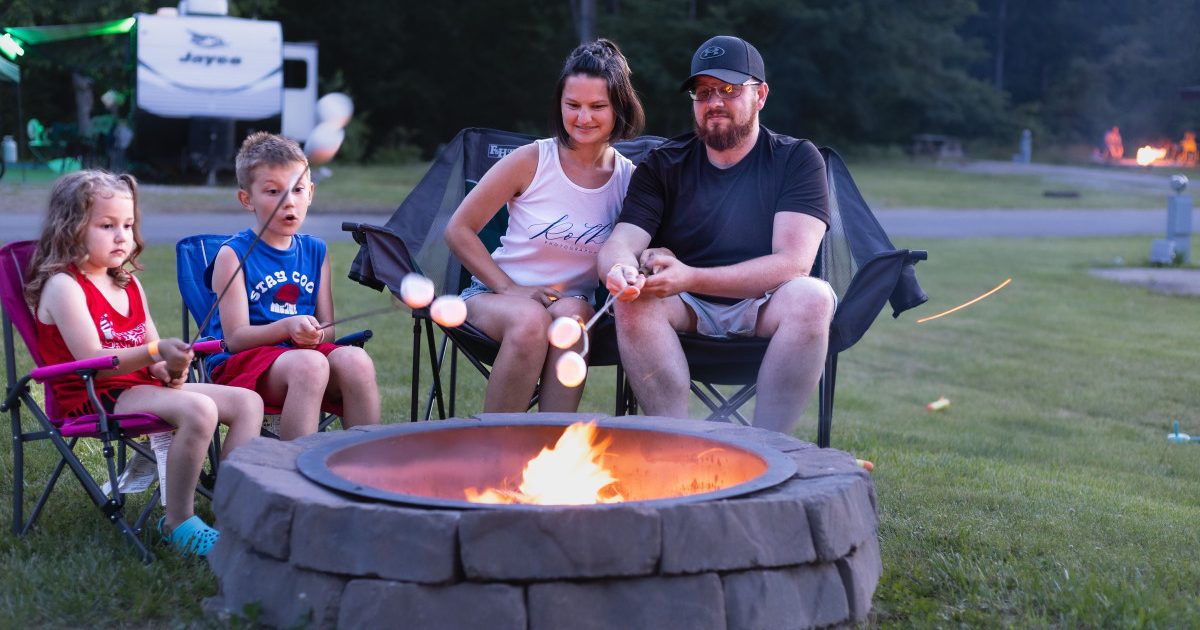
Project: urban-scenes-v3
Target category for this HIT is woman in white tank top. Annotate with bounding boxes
[444,39,645,413]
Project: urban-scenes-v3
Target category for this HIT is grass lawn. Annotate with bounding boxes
[848,160,1198,210]
[1,236,1197,626]
[7,156,1193,216]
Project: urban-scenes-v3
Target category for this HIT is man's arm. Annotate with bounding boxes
[640,212,825,300]
[598,222,652,299]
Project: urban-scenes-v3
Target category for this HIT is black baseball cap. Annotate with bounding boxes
[680,35,766,91]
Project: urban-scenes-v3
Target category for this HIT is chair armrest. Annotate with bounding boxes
[30,355,118,383]
[192,339,226,354]
[335,330,373,347]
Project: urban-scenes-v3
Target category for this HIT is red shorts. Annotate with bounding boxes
[211,344,344,415]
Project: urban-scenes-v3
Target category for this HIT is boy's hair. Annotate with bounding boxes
[25,170,144,308]
[235,131,308,190]
[551,38,645,149]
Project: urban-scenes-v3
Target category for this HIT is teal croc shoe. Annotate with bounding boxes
[158,515,220,557]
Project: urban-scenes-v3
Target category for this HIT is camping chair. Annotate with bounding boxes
[343,128,664,420]
[0,240,212,563]
[175,233,374,438]
[25,118,80,174]
[628,147,928,447]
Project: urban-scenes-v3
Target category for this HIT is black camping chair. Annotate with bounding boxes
[343,128,664,419]
[628,147,928,447]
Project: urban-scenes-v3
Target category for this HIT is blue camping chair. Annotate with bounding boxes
[175,234,373,438]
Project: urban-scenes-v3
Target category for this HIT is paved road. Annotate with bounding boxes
[875,208,1181,238]
[0,211,391,245]
[0,207,1187,244]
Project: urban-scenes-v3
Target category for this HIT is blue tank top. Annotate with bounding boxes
[205,229,327,372]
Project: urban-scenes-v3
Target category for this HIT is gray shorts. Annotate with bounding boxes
[460,277,595,307]
[679,279,838,339]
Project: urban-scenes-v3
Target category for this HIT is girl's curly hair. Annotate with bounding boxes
[25,170,144,308]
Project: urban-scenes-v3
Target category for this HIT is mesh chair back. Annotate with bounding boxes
[175,234,229,340]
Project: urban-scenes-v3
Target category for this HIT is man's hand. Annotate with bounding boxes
[158,338,193,382]
[285,315,323,348]
[605,263,646,301]
[498,284,563,307]
[638,247,676,275]
[641,254,693,298]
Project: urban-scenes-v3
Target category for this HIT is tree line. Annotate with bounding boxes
[2,0,1198,161]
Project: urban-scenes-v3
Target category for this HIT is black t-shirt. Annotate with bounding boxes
[620,127,828,281]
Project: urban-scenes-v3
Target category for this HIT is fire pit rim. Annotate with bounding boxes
[296,417,798,510]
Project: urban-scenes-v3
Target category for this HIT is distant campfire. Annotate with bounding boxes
[1106,127,1197,167]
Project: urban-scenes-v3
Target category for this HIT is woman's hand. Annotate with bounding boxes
[498,284,563,307]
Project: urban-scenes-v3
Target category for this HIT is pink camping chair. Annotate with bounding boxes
[0,240,218,563]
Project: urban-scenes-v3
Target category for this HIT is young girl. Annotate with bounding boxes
[444,38,645,412]
[26,170,263,558]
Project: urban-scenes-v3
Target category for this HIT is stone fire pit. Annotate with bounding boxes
[207,413,881,629]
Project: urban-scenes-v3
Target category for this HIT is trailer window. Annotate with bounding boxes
[284,59,308,89]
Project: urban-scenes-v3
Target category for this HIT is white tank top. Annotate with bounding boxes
[491,137,633,296]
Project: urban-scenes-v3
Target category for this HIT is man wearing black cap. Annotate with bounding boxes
[598,35,834,435]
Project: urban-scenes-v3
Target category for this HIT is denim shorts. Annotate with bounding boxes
[460,277,596,307]
[679,279,838,339]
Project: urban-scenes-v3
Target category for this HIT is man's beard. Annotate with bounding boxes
[694,111,756,151]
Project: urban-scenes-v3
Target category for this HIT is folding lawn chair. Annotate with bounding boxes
[0,240,210,563]
[175,234,374,437]
[632,147,928,447]
[343,128,664,420]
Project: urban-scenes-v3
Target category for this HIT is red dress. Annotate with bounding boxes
[35,268,161,418]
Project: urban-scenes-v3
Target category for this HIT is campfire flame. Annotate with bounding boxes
[1136,145,1168,166]
[465,421,624,505]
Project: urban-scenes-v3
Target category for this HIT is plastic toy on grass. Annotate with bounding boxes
[926,396,950,412]
[1168,421,1198,443]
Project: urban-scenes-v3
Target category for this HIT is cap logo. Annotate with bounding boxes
[699,46,725,60]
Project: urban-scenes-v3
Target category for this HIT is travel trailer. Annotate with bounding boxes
[134,1,318,179]
[1,0,318,180]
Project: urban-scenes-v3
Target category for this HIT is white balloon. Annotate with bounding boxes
[430,295,468,328]
[400,273,436,309]
[316,92,354,129]
[305,122,345,165]
[547,316,582,349]
[555,352,588,388]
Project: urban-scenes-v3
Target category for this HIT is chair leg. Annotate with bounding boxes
[410,316,421,421]
[113,513,155,564]
[614,365,626,416]
[58,433,153,563]
[423,320,447,420]
[22,442,71,536]
[134,486,161,535]
[449,344,458,418]
[10,417,24,536]
[817,352,838,448]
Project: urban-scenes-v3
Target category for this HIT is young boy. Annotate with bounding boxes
[207,132,380,439]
